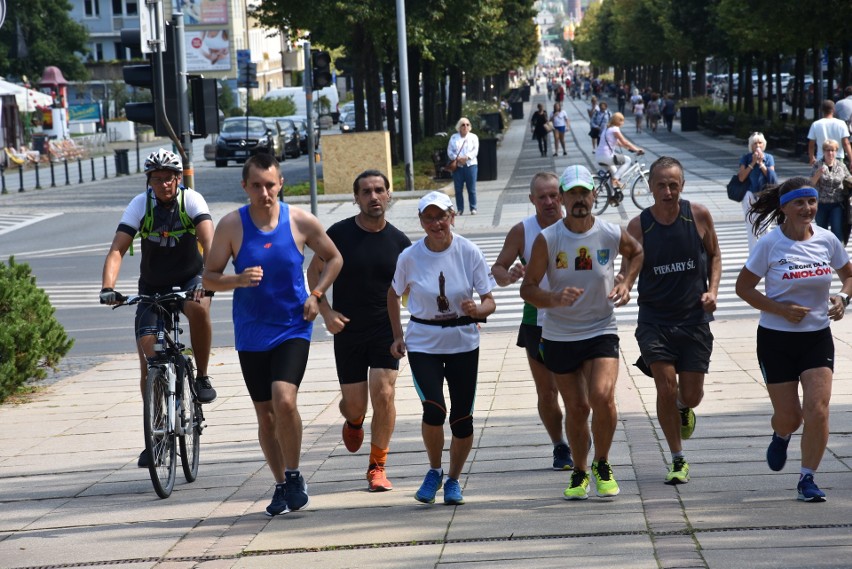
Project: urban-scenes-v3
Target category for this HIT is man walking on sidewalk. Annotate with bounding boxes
[203,154,343,516]
[520,165,643,500]
[307,170,411,492]
[491,171,574,470]
[624,156,721,485]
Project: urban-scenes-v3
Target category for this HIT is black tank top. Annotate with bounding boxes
[637,200,712,325]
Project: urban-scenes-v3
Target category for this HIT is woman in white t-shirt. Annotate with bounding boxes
[550,103,570,156]
[736,177,852,503]
[593,113,643,188]
[388,191,496,506]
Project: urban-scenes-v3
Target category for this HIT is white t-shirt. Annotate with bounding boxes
[807,117,850,160]
[594,126,621,161]
[633,102,645,117]
[551,110,569,128]
[540,219,622,341]
[392,234,495,353]
[745,225,849,332]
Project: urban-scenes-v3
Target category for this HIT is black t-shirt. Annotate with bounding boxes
[326,217,411,334]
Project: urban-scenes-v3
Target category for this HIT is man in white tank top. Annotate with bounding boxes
[521,165,644,501]
[492,171,571,470]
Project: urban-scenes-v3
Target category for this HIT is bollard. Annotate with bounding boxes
[64,158,70,186]
[18,166,24,192]
[77,158,83,184]
[136,140,141,173]
[1,166,6,194]
[103,156,108,179]
[91,157,96,181]
[35,162,42,189]
[50,161,56,187]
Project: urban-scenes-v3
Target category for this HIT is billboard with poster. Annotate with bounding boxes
[185,30,231,72]
[173,0,227,26]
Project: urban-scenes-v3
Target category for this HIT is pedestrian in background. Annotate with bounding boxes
[447,117,479,215]
[551,102,570,157]
[589,100,610,152]
[662,93,676,132]
[530,104,550,158]
[633,97,645,134]
[737,132,777,252]
[646,94,661,133]
[810,139,851,244]
[736,177,852,503]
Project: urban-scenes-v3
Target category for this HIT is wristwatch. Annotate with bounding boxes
[837,292,850,307]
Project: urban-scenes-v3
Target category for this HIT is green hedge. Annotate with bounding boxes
[0,258,73,403]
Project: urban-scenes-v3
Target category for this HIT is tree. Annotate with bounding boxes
[0,0,90,81]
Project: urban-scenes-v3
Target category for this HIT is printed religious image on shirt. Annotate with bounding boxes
[575,247,592,271]
[433,272,457,319]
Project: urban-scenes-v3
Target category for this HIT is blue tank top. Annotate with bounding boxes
[637,200,712,325]
[232,203,312,351]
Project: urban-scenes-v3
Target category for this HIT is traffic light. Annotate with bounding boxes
[190,77,220,138]
[311,50,332,90]
[120,25,180,137]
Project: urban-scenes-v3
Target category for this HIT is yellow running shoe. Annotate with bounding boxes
[592,460,620,497]
[680,408,696,440]
[563,470,590,500]
[665,457,690,485]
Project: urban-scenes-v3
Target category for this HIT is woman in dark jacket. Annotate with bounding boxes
[530,104,550,157]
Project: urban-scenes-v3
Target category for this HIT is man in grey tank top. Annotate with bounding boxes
[623,156,721,486]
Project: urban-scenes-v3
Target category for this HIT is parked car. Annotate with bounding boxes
[273,118,301,159]
[215,117,276,167]
[282,115,320,153]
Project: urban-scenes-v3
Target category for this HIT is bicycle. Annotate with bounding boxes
[592,152,653,215]
[108,289,207,498]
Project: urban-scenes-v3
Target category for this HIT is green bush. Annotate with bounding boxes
[247,97,298,118]
[0,258,73,402]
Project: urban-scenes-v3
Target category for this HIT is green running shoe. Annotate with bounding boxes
[592,460,620,497]
[680,408,696,440]
[563,469,590,500]
[665,457,690,485]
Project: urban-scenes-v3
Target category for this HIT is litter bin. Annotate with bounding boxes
[31,134,48,154]
[479,112,503,136]
[476,137,498,181]
[521,85,531,102]
[510,101,524,120]
[680,106,699,132]
[114,149,130,176]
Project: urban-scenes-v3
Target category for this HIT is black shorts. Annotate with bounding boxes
[541,334,619,375]
[135,275,203,339]
[757,326,834,384]
[516,323,544,363]
[237,338,311,402]
[635,322,713,374]
[334,326,399,384]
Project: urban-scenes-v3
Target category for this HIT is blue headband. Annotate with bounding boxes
[779,187,818,206]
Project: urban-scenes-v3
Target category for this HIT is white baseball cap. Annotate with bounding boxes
[559,165,595,192]
[418,191,455,213]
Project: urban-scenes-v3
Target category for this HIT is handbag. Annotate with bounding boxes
[588,127,600,138]
[726,174,750,202]
[544,121,554,133]
[444,138,466,173]
[612,153,626,166]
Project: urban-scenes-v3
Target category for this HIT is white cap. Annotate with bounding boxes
[418,191,455,213]
[559,165,595,192]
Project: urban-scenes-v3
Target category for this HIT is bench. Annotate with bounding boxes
[769,123,809,159]
[711,113,735,136]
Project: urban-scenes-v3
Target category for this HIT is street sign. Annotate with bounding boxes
[139,0,164,54]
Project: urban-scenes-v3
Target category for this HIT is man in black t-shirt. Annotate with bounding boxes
[307,170,411,492]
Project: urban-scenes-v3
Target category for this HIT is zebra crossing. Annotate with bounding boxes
[0,213,62,236]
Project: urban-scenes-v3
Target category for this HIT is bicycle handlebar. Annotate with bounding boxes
[106,289,214,309]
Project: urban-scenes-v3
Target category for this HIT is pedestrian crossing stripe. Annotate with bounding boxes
[0,212,62,236]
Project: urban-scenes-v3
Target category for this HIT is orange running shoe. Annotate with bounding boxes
[367,464,393,492]
[342,418,365,453]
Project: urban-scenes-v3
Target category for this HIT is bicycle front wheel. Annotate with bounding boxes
[144,366,177,498]
[178,356,201,483]
[631,171,654,210]
[592,176,609,215]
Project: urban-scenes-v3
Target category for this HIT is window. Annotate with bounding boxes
[112,0,137,16]
[84,0,100,17]
[95,43,103,61]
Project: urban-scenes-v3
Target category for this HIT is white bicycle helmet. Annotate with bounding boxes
[144,148,183,173]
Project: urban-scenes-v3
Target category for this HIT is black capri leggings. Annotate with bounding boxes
[408,349,479,439]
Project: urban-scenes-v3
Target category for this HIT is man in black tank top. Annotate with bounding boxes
[623,157,721,486]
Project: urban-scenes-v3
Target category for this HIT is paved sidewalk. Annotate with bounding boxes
[2,97,852,569]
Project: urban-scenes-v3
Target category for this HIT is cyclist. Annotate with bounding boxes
[100,149,217,468]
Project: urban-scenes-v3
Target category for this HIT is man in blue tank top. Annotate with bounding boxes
[491,171,574,470]
[203,154,343,516]
[624,156,721,486]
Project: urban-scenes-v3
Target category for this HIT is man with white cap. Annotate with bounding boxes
[520,165,643,500]
[388,191,496,506]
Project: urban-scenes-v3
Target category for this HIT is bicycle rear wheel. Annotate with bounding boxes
[144,366,176,498]
[592,176,610,215]
[178,356,201,483]
[631,171,654,210]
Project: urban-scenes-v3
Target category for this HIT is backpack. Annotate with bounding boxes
[129,187,196,256]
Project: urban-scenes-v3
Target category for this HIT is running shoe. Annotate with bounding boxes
[367,464,393,492]
[592,460,620,497]
[443,477,465,505]
[414,469,443,504]
[766,432,790,472]
[265,482,290,516]
[195,376,217,404]
[665,457,690,485]
[284,471,310,511]
[797,474,826,502]
[552,443,574,470]
[680,407,696,440]
[342,417,365,453]
[563,470,590,500]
